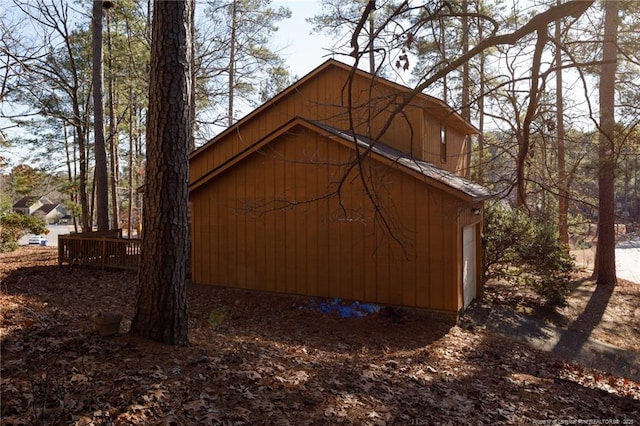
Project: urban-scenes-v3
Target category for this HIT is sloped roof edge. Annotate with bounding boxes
[190,117,301,193]
[12,195,41,209]
[190,59,478,160]
[307,119,491,201]
[189,116,491,201]
[37,203,65,215]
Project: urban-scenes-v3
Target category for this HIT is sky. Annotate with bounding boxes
[0,0,338,168]
[0,0,599,168]
[271,0,343,78]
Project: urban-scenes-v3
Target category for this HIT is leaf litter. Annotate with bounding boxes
[1,247,639,425]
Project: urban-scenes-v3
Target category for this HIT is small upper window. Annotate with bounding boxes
[440,124,447,163]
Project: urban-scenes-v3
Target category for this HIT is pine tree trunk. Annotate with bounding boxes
[130,0,193,346]
[128,86,134,239]
[63,123,79,233]
[92,0,110,232]
[189,1,196,152]
[107,15,120,230]
[75,119,90,232]
[594,0,618,286]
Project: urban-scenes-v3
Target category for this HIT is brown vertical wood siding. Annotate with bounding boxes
[189,61,486,314]
[422,112,468,175]
[190,127,466,312]
[189,62,472,189]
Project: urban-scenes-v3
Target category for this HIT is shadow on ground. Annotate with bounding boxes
[464,280,640,382]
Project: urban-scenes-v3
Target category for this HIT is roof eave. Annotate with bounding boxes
[190,59,479,160]
[189,116,491,202]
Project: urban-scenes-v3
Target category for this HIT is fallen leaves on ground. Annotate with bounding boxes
[484,272,640,352]
[1,247,639,425]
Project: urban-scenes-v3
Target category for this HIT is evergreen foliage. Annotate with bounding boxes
[0,213,48,252]
[483,202,573,307]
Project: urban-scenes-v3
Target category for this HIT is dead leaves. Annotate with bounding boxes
[1,247,639,425]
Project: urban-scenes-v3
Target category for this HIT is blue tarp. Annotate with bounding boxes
[309,298,381,318]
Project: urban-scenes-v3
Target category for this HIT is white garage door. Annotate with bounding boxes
[462,225,477,309]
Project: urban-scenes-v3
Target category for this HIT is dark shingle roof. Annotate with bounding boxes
[310,120,492,200]
[38,204,58,214]
[12,195,39,209]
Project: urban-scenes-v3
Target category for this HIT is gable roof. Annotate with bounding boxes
[37,204,60,214]
[190,59,479,160]
[12,195,40,209]
[189,116,491,202]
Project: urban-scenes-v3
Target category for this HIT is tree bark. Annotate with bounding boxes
[555,5,568,247]
[130,0,193,345]
[476,0,486,185]
[92,0,110,231]
[461,0,471,179]
[75,117,90,232]
[374,0,594,146]
[517,29,547,209]
[189,0,196,151]
[128,85,134,239]
[228,0,237,126]
[368,3,375,74]
[107,14,120,230]
[594,0,618,286]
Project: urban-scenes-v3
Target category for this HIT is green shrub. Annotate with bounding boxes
[0,213,48,252]
[483,203,573,307]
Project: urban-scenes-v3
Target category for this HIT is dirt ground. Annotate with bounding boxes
[484,272,640,353]
[1,247,639,425]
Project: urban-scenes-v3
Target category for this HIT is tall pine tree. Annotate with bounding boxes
[130,0,193,345]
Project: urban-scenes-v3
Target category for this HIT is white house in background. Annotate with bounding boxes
[12,195,53,215]
[33,203,69,224]
[12,195,69,224]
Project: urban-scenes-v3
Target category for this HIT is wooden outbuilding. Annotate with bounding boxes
[188,59,491,319]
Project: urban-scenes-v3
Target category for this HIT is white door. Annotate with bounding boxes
[462,225,477,309]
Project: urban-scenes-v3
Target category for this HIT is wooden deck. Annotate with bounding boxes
[58,230,141,271]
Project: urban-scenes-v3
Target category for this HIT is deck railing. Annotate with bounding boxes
[58,231,141,271]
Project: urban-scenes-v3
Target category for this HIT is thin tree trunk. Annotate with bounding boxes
[92,0,110,231]
[440,18,447,104]
[63,122,79,233]
[189,0,196,151]
[517,29,547,208]
[131,0,193,346]
[74,118,90,231]
[555,6,568,247]
[368,5,374,74]
[90,168,96,229]
[128,87,134,239]
[63,122,73,193]
[476,2,485,185]
[594,0,618,286]
[228,0,237,126]
[461,0,471,178]
[135,99,143,235]
[107,14,120,230]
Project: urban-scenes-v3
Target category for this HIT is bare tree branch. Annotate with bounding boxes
[373,0,595,143]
